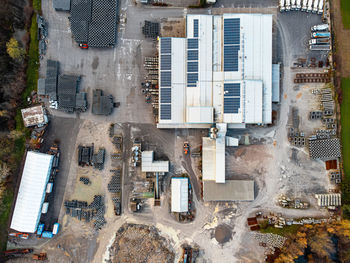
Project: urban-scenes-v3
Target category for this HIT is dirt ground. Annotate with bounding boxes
[161,18,186,38]
[332,0,350,77]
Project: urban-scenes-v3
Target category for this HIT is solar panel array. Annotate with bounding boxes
[224,18,240,72]
[224,83,241,114]
[160,38,172,120]
[193,19,198,37]
[187,36,199,87]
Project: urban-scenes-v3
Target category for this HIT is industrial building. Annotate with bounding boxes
[171,177,188,213]
[158,14,276,129]
[141,151,169,173]
[21,105,48,128]
[10,151,54,233]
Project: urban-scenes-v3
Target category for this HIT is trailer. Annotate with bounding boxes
[302,0,308,11]
[313,0,319,13]
[37,223,44,236]
[311,24,329,31]
[307,0,313,12]
[309,44,330,51]
[309,38,329,45]
[318,0,324,14]
[286,0,291,11]
[279,0,285,11]
[312,32,330,38]
[52,223,60,235]
[296,0,301,10]
[291,0,296,9]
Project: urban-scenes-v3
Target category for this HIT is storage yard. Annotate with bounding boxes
[4,0,346,262]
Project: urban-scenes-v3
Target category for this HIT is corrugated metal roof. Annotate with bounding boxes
[10,152,53,233]
[203,180,254,201]
[21,105,47,127]
[171,178,188,212]
[141,151,169,172]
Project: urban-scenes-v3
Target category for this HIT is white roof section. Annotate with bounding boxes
[202,137,216,181]
[158,13,273,128]
[226,136,239,147]
[186,107,213,123]
[171,178,188,212]
[203,180,254,201]
[272,64,281,103]
[141,151,169,173]
[10,151,53,233]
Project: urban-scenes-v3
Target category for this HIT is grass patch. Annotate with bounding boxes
[23,14,39,102]
[341,0,350,29]
[260,223,301,236]
[32,0,41,13]
[0,189,14,251]
[341,78,350,217]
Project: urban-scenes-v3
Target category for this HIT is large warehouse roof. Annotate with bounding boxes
[158,14,273,128]
[10,151,53,233]
[171,178,188,212]
[203,180,254,201]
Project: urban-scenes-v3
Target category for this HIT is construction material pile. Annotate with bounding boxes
[108,169,122,215]
[64,195,106,230]
[37,15,48,56]
[109,224,175,263]
[79,177,91,185]
[78,145,106,169]
[92,148,105,170]
[142,21,160,39]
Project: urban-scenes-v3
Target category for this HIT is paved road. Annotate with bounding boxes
[182,153,201,201]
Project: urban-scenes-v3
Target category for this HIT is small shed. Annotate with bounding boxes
[141,151,169,173]
[21,105,48,127]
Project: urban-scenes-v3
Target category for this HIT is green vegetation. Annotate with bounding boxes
[33,0,41,13]
[341,0,350,29]
[259,223,300,236]
[341,78,350,216]
[23,15,39,101]
[0,189,14,251]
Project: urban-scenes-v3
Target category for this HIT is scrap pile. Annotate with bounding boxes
[278,195,309,209]
[37,15,48,56]
[92,148,105,170]
[253,232,287,255]
[142,57,159,114]
[142,21,160,39]
[64,195,106,230]
[108,169,122,215]
[294,73,330,83]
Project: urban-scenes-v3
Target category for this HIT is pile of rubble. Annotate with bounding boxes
[108,224,175,263]
[64,195,106,230]
[37,15,48,57]
[253,232,287,249]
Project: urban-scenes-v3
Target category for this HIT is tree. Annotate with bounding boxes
[308,231,335,258]
[6,37,25,61]
[0,162,10,183]
[8,130,24,140]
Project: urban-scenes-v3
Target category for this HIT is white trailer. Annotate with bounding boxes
[280,0,286,11]
[302,0,308,11]
[309,44,330,51]
[313,0,319,13]
[307,0,313,12]
[286,0,291,11]
[318,0,324,14]
[291,0,296,9]
[311,24,329,31]
[296,0,301,10]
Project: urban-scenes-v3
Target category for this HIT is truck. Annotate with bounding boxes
[307,0,313,12]
[46,182,53,193]
[311,24,329,31]
[296,0,301,10]
[183,142,190,155]
[318,0,324,14]
[312,32,331,38]
[52,223,60,235]
[37,224,44,236]
[279,0,285,11]
[313,0,319,13]
[32,253,47,261]
[309,44,331,51]
[309,38,330,45]
[302,0,308,11]
[291,0,296,9]
[286,0,291,11]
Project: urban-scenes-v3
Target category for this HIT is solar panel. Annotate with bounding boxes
[224,83,240,97]
[160,104,171,120]
[193,19,198,38]
[224,18,240,45]
[187,62,198,73]
[187,73,198,87]
[187,50,198,61]
[224,45,239,72]
[161,55,171,70]
[160,88,171,103]
[224,97,240,114]
[187,38,198,49]
[161,38,171,54]
[161,71,171,87]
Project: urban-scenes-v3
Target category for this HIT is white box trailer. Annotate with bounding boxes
[286,0,291,11]
[296,0,301,10]
[313,0,319,13]
[280,0,285,11]
[307,0,313,12]
[302,0,308,11]
[291,0,296,9]
[41,202,49,214]
[318,0,324,14]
